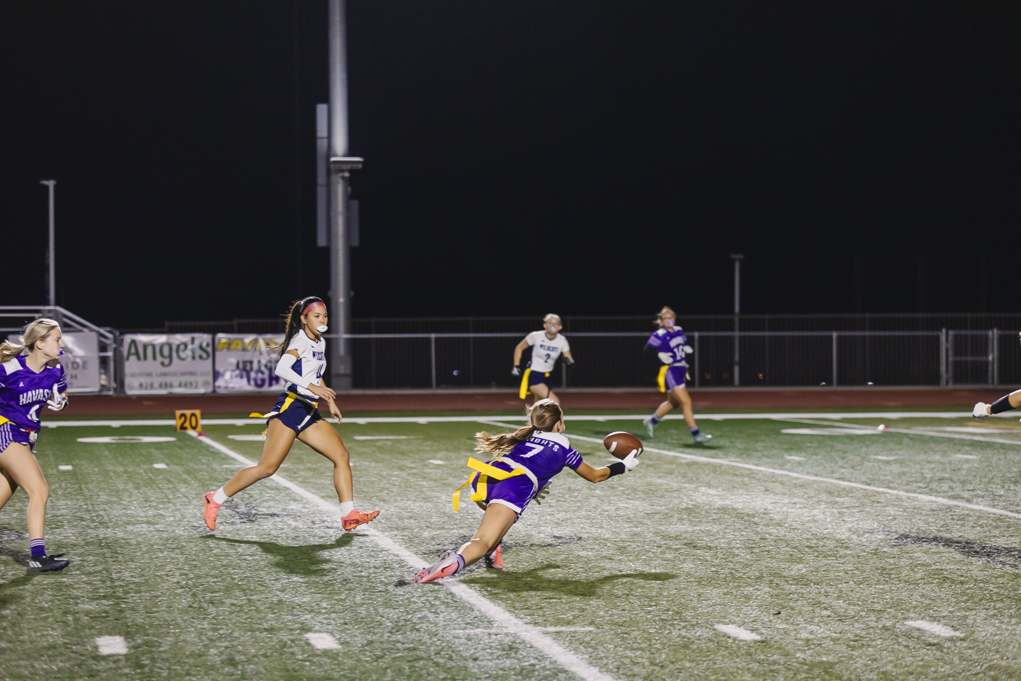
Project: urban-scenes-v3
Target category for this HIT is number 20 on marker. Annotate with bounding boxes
[175,410,201,432]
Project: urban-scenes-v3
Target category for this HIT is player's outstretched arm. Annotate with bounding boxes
[512,339,530,375]
[573,452,640,484]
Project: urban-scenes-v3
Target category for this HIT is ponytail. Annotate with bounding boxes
[475,398,564,456]
[0,318,61,364]
[273,296,325,358]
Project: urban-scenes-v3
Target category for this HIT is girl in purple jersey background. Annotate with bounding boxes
[0,318,70,572]
[643,307,712,444]
[413,399,639,584]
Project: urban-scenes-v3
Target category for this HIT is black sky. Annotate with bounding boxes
[2,1,1018,328]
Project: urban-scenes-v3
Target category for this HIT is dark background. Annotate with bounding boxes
[2,1,1018,329]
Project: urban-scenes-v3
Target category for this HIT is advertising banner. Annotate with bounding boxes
[123,334,214,394]
[214,334,285,392]
[4,331,101,393]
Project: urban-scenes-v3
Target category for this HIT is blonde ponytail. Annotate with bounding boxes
[475,399,564,456]
[0,318,61,363]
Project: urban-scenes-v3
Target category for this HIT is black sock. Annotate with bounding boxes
[991,396,1015,414]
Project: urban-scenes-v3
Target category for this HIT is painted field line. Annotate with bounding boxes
[305,633,341,650]
[427,459,446,465]
[778,417,1021,447]
[714,625,762,641]
[42,411,985,428]
[58,465,73,471]
[186,431,614,681]
[354,436,416,440]
[153,463,169,469]
[477,421,1021,520]
[905,620,963,637]
[452,626,595,634]
[95,636,128,655]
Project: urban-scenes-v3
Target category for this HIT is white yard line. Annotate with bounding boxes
[42,411,990,428]
[427,460,446,465]
[777,417,1021,447]
[95,636,128,655]
[58,465,73,471]
[187,431,614,681]
[353,436,416,440]
[451,627,596,634]
[153,463,169,469]
[476,420,1021,520]
[714,625,762,641]
[905,620,963,637]
[305,633,342,650]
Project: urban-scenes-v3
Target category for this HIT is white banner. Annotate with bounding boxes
[123,334,214,395]
[214,334,285,392]
[61,331,101,393]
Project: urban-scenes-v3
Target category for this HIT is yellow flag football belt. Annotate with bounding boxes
[452,457,539,512]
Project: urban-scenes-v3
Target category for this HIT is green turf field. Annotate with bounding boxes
[3,411,1021,680]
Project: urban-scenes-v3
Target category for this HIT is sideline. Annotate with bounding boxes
[43,411,980,428]
[475,421,1021,521]
[187,431,615,681]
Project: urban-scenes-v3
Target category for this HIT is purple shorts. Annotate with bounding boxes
[469,461,536,517]
[659,365,687,393]
[0,422,36,453]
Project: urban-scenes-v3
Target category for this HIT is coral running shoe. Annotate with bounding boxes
[484,543,504,570]
[203,492,221,531]
[342,509,379,531]
[413,550,464,584]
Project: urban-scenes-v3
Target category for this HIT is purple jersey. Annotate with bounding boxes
[0,356,66,431]
[647,327,689,366]
[501,431,583,490]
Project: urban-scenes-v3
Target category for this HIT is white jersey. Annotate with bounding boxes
[286,330,326,399]
[524,330,570,373]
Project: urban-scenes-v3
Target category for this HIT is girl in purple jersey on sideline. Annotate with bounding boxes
[413,399,639,583]
[0,319,71,572]
[642,307,711,443]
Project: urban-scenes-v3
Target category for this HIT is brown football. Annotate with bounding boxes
[603,431,643,459]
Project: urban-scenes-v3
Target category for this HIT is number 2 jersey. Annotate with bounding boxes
[524,331,571,373]
[498,431,583,491]
[284,330,326,399]
[0,356,67,431]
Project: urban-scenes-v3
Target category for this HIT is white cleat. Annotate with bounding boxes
[693,433,712,444]
[972,402,990,421]
[644,418,656,440]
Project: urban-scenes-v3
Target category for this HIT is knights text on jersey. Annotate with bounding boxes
[524,331,570,373]
[286,330,327,398]
[0,356,67,431]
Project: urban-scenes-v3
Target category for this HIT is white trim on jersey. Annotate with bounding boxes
[286,330,327,399]
[524,331,570,373]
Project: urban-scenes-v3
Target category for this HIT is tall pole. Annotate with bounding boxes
[327,0,362,390]
[731,254,743,386]
[40,180,56,307]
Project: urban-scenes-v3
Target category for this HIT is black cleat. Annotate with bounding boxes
[27,554,70,572]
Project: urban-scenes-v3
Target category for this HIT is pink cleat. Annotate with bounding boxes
[342,509,379,531]
[484,543,504,569]
[413,550,464,584]
[203,492,221,531]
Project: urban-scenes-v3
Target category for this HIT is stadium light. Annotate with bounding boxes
[731,254,743,386]
[40,180,56,307]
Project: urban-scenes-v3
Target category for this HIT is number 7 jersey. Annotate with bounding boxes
[0,356,67,431]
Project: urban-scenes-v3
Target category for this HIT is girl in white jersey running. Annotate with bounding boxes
[203,297,378,533]
[512,314,575,404]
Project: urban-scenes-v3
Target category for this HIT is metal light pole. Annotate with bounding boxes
[731,254,743,386]
[327,0,362,390]
[40,180,56,307]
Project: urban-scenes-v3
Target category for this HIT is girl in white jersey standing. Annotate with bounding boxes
[203,297,379,533]
[512,314,574,404]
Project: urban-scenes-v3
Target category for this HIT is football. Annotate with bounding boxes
[603,431,643,459]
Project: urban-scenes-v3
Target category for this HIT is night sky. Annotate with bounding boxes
[2,1,1018,329]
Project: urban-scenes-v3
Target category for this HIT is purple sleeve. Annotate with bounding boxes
[646,332,662,349]
[564,447,583,470]
[56,364,68,392]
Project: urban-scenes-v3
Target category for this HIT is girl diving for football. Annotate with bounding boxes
[413,398,639,583]
[0,318,71,572]
[511,314,574,404]
[642,307,711,443]
[203,297,378,533]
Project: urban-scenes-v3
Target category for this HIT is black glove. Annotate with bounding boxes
[562,356,575,368]
[511,366,522,377]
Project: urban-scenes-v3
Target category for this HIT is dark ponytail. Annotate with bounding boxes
[274,296,324,358]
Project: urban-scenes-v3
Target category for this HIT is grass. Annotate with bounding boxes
[2,412,1021,679]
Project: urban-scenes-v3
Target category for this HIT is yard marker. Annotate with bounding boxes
[714,625,762,641]
[153,463,168,469]
[953,454,978,459]
[305,633,342,650]
[58,465,72,471]
[188,431,616,681]
[784,456,805,461]
[905,620,963,637]
[427,459,446,465]
[95,636,128,655]
[227,435,266,442]
[477,421,1021,520]
[451,627,595,634]
[870,456,898,460]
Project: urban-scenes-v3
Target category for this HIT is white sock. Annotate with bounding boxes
[212,488,229,504]
[339,501,355,515]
